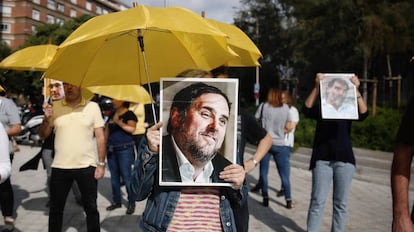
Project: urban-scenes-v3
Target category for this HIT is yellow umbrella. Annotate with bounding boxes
[206,19,262,67]
[44,5,238,87]
[0,44,57,71]
[87,85,152,104]
[0,44,96,101]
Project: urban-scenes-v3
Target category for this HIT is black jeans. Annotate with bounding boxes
[48,166,100,232]
[0,178,14,217]
[0,153,14,218]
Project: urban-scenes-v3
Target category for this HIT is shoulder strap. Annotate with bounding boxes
[260,103,265,119]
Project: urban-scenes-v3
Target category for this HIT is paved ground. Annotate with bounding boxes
[0,145,412,231]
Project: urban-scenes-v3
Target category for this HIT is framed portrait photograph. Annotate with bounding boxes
[320,73,358,120]
[159,77,239,187]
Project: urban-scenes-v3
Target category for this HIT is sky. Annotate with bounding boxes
[131,0,242,23]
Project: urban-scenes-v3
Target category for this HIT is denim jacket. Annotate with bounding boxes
[130,138,242,232]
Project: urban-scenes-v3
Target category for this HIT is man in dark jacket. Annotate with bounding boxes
[130,82,245,232]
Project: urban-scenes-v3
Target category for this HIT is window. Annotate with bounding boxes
[96,6,102,14]
[32,25,36,33]
[70,0,77,4]
[103,9,109,14]
[32,0,40,4]
[70,9,76,17]
[47,0,55,10]
[3,40,11,46]
[56,18,64,25]
[57,3,64,12]
[0,23,11,33]
[32,9,40,21]
[86,1,92,11]
[2,7,12,17]
[46,15,54,24]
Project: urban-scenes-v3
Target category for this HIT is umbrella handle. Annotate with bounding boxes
[137,29,144,52]
[137,30,157,124]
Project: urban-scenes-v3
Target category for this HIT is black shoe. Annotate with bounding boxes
[262,196,269,207]
[106,204,122,211]
[286,200,295,209]
[250,184,262,193]
[277,189,285,197]
[2,220,15,232]
[126,205,135,215]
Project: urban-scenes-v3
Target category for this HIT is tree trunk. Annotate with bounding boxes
[362,51,369,101]
[386,54,392,78]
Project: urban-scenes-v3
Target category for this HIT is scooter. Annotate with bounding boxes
[14,114,44,146]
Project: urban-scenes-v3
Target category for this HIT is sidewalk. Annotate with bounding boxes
[1,145,406,231]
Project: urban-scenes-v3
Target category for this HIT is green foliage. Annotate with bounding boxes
[293,104,403,152]
[234,0,287,98]
[234,0,414,102]
[24,14,93,47]
[351,106,402,151]
[0,42,11,59]
[295,113,316,147]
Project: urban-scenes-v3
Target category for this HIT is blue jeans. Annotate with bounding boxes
[307,160,355,232]
[107,143,136,206]
[259,145,291,201]
[49,166,99,232]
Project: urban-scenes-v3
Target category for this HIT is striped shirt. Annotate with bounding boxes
[167,188,222,232]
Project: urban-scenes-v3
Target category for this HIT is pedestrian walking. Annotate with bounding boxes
[0,85,21,232]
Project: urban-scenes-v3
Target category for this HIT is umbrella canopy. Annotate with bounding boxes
[0,44,57,71]
[206,19,262,67]
[87,85,152,104]
[44,5,238,87]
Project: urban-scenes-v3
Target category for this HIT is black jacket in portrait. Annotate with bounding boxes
[161,135,232,184]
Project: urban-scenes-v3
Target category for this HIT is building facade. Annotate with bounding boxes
[1,0,129,49]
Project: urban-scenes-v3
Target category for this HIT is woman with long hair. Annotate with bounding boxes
[105,99,137,215]
[252,88,294,208]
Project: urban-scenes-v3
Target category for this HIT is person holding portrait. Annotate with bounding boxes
[304,73,368,232]
[39,82,106,232]
[130,82,245,232]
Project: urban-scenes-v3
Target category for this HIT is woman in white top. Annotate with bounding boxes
[252,88,293,208]
[276,91,300,198]
[0,123,11,184]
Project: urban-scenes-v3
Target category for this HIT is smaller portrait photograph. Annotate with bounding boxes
[44,78,65,102]
[320,73,358,120]
[159,77,239,187]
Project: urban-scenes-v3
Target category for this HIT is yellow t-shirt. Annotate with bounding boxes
[129,103,146,135]
[50,99,104,169]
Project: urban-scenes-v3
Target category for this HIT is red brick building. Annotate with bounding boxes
[1,0,129,49]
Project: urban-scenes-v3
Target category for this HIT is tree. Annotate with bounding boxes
[1,15,94,99]
[0,41,12,90]
[234,0,286,102]
[24,14,93,46]
[235,0,414,101]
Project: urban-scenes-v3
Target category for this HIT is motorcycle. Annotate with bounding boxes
[14,114,44,146]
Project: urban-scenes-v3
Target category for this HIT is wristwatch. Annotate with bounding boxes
[96,161,106,167]
[250,158,258,167]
